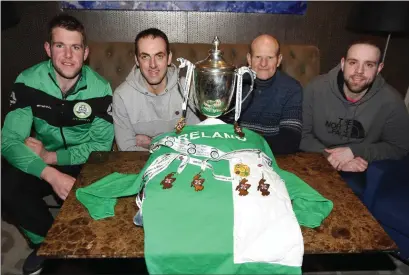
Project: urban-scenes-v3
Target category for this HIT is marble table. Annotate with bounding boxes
[38,151,397,258]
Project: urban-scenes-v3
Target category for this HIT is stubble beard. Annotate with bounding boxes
[344,76,372,94]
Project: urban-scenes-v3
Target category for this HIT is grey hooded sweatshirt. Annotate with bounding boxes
[113,64,200,151]
[300,64,409,162]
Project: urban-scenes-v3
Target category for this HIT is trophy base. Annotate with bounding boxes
[200,111,224,118]
[200,99,227,118]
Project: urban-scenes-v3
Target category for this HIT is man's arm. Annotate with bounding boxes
[112,92,145,151]
[349,102,409,162]
[265,129,301,155]
[56,117,114,165]
[56,87,114,165]
[299,83,326,152]
[265,86,303,155]
[1,83,48,178]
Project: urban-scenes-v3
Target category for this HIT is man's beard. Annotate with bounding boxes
[344,76,372,94]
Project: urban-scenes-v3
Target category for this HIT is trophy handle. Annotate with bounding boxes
[177,58,196,117]
[191,71,199,110]
[224,66,256,117]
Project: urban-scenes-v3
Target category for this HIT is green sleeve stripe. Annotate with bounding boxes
[27,158,48,178]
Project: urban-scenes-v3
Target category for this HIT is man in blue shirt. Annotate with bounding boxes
[221,34,303,154]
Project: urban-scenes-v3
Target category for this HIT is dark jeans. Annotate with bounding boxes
[1,159,81,237]
[339,156,409,201]
[339,170,367,198]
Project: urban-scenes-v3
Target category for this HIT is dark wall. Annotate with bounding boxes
[2,1,408,121]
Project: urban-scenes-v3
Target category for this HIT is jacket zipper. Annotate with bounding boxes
[48,73,83,150]
[60,93,69,150]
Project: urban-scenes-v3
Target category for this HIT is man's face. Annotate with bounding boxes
[247,37,282,80]
[44,27,89,80]
[341,44,383,94]
[135,37,172,88]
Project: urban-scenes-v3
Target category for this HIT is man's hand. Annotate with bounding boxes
[339,157,368,172]
[25,137,47,157]
[325,147,354,170]
[135,134,152,149]
[41,166,76,200]
[25,137,57,164]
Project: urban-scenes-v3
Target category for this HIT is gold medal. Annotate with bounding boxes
[175,117,186,134]
[234,163,250,177]
[234,121,245,138]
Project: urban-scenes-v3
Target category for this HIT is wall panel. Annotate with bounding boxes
[2,1,408,122]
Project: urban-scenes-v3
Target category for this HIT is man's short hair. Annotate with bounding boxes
[134,28,170,56]
[345,40,383,63]
[48,14,87,46]
[248,34,281,57]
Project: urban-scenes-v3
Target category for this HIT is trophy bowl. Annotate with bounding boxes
[178,36,255,119]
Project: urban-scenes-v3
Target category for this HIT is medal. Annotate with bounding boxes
[257,176,270,196]
[175,117,186,134]
[234,163,250,177]
[160,172,177,189]
[191,173,205,192]
[234,121,245,138]
[235,178,251,196]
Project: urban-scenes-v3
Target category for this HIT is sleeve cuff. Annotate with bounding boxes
[27,158,48,178]
[349,144,365,158]
[56,150,72,166]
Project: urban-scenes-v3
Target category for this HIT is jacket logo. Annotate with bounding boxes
[37,104,52,109]
[107,103,113,116]
[10,91,17,106]
[73,102,92,119]
[325,118,365,139]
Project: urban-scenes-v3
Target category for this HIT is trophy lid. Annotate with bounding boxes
[195,36,235,71]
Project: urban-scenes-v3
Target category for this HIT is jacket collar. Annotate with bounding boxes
[47,59,87,95]
[255,71,278,89]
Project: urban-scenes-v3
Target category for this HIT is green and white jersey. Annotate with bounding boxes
[135,118,333,274]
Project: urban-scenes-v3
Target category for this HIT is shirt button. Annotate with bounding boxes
[175,111,180,115]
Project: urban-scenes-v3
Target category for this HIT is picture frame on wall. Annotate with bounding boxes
[60,1,307,15]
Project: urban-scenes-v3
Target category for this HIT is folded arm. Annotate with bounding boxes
[112,92,148,151]
[265,86,303,155]
[349,102,409,162]
[1,83,48,178]
[1,107,48,178]
[55,88,114,165]
[56,115,114,165]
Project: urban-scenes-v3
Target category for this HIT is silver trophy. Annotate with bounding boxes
[175,37,256,136]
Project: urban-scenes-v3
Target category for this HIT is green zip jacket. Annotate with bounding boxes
[1,60,114,178]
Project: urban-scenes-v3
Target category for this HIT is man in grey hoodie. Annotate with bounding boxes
[300,41,409,173]
[113,28,200,151]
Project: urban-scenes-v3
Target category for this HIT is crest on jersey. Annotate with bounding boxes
[73,102,92,119]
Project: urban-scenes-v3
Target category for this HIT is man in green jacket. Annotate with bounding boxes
[1,14,114,274]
